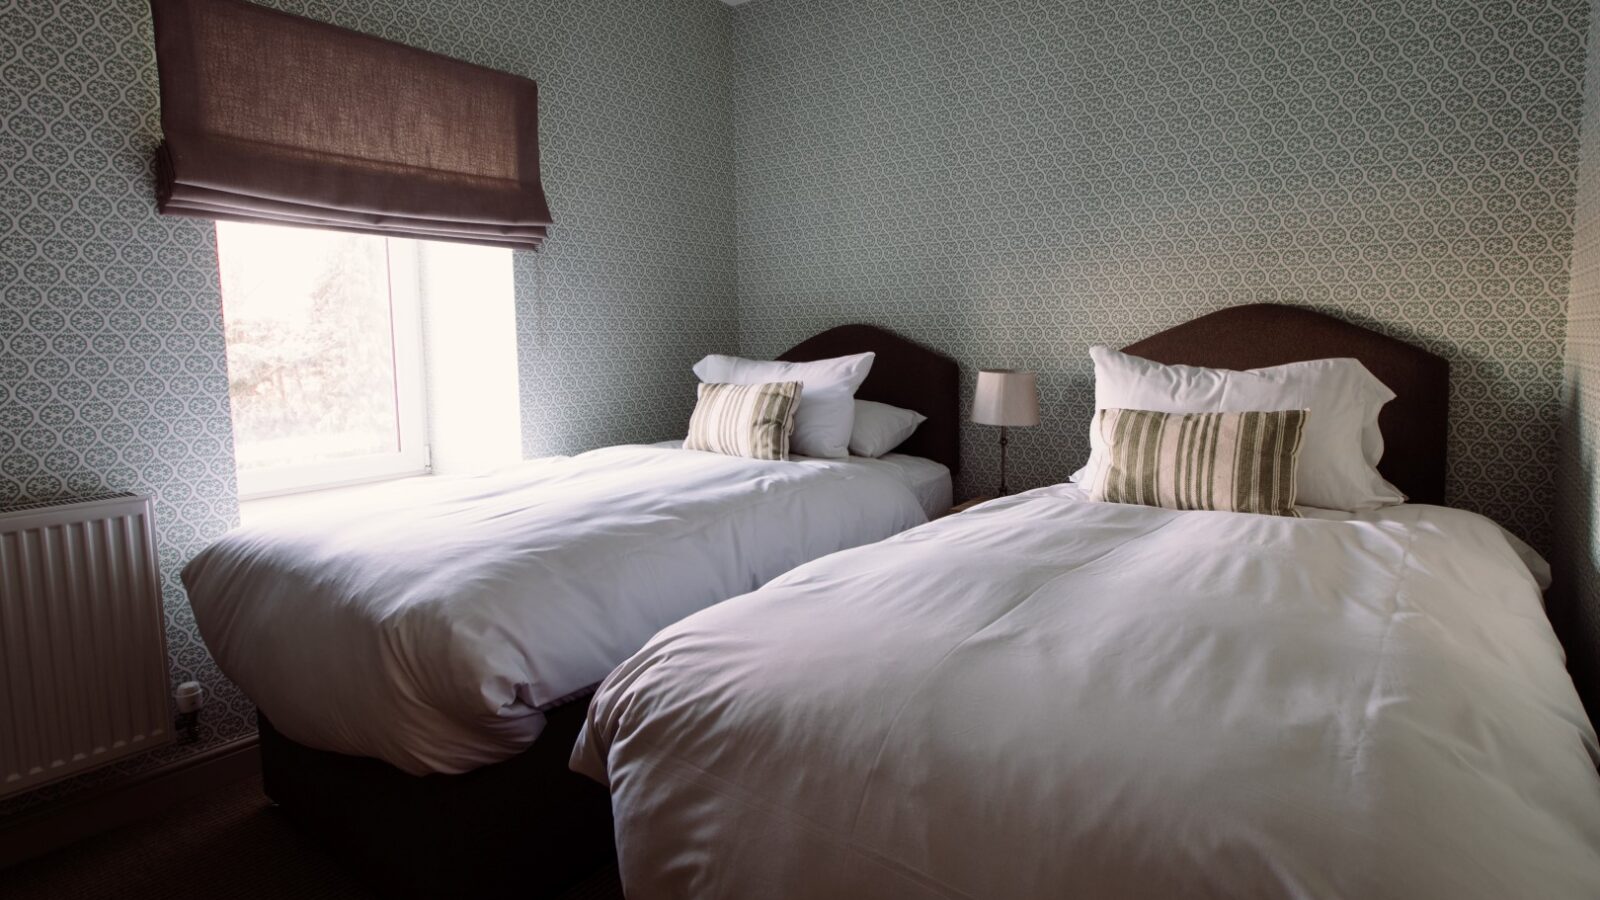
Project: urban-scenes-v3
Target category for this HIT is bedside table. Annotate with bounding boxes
[944,496,995,517]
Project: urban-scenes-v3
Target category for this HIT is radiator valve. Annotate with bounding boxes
[174,681,204,743]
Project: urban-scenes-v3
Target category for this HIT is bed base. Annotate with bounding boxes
[258,704,614,899]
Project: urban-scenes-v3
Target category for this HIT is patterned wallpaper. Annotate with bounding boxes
[1555,0,1600,718]
[732,0,1587,552]
[0,0,736,816]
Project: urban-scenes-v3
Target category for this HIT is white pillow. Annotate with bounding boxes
[849,400,926,458]
[1073,346,1403,511]
[693,352,875,458]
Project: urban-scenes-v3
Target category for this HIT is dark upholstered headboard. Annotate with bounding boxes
[1122,304,1450,505]
[779,325,960,474]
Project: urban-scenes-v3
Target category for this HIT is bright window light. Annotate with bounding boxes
[215,221,429,498]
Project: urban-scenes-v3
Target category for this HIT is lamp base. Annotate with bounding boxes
[997,426,1010,496]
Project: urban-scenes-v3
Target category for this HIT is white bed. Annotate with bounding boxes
[573,485,1600,899]
[832,448,952,518]
[186,442,943,775]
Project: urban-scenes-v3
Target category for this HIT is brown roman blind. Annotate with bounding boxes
[148,0,552,250]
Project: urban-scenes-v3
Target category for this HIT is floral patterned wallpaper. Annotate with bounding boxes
[733,0,1587,552]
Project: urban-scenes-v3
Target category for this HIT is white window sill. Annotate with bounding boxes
[238,473,434,526]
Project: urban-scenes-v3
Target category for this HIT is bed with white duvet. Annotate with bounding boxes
[567,306,1600,898]
[573,484,1600,899]
[185,442,936,775]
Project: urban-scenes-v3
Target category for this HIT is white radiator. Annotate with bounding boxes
[0,494,172,798]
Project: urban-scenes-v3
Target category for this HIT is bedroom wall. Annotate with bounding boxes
[1554,0,1600,718]
[0,0,736,816]
[731,0,1587,553]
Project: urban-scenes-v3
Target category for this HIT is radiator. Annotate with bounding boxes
[0,494,173,798]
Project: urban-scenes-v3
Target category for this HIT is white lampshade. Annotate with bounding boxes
[972,370,1040,427]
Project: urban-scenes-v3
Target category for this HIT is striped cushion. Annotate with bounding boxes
[1086,408,1308,517]
[684,381,803,461]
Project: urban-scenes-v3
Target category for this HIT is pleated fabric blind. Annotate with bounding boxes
[148,0,552,250]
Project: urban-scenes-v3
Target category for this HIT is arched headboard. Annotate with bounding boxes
[779,325,960,474]
[1122,304,1449,505]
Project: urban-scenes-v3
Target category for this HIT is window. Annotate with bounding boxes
[216,221,429,498]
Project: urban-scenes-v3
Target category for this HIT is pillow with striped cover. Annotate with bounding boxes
[1086,408,1308,517]
[684,381,803,461]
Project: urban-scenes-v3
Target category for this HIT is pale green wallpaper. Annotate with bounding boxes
[0,0,736,815]
[733,0,1587,553]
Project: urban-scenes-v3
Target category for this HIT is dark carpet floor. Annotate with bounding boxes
[0,775,624,899]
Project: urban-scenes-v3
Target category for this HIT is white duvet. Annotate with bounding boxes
[574,486,1600,899]
[184,444,928,775]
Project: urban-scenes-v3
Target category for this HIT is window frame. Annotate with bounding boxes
[226,233,432,500]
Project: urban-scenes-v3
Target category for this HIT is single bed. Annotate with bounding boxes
[573,305,1600,899]
[190,324,959,898]
[194,445,946,775]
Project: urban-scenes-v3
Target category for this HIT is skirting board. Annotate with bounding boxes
[0,735,261,869]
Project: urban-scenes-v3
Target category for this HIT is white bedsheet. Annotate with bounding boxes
[184,443,928,775]
[845,452,952,518]
[574,484,1600,899]
[646,440,952,518]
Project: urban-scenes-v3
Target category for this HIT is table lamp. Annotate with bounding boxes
[972,370,1040,495]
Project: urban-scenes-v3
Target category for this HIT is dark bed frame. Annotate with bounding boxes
[256,324,960,899]
[256,307,1448,897]
[779,324,961,475]
[1124,304,1449,503]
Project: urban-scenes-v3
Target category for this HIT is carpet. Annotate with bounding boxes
[0,775,623,899]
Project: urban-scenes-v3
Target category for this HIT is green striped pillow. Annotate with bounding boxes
[684,381,803,461]
[1087,408,1308,517]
